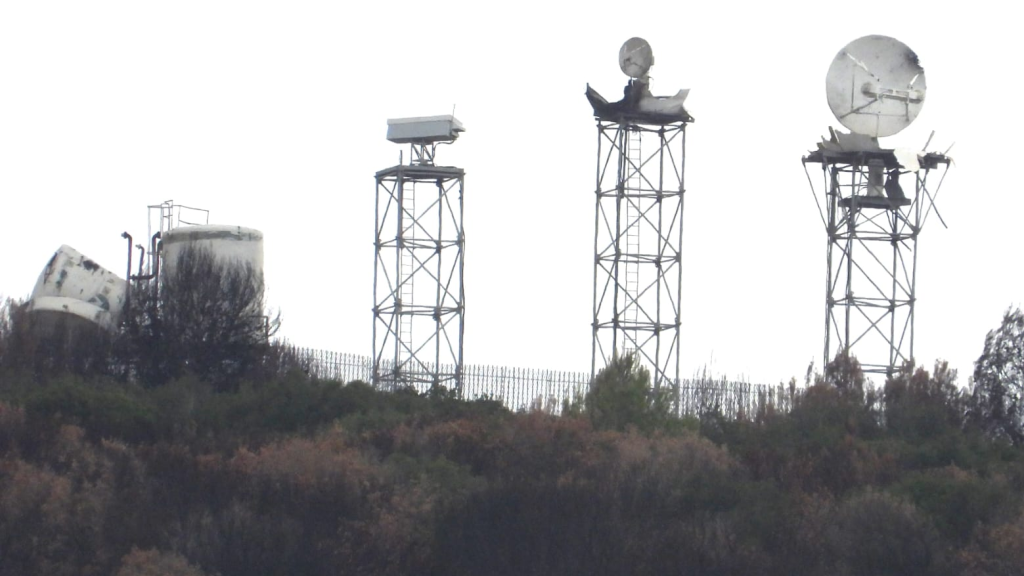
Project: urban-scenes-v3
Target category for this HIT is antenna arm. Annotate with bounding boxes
[803,159,829,231]
[838,97,882,119]
[919,167,951,230]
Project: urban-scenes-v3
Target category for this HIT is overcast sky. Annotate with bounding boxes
[1,1,1020,386]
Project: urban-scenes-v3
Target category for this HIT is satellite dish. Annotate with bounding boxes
[619,37,654,79]
[825,35,926,138]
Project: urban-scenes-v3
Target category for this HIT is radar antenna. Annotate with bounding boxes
[619,37,654,79]
[826,35,927,138]
[589,38,693,395]
[804,35,952,378]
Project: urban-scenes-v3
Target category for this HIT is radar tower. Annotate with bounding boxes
[372,116,466,392]
[586,38,694,391]
[804,35,951,376]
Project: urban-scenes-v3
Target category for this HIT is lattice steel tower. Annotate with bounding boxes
[805,147,949,376]
[372,116,465,392]
[586,38,693,389]
[806,35,951,377]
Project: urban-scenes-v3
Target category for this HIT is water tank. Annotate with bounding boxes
[161,224,264,281]
[27,245,128,332]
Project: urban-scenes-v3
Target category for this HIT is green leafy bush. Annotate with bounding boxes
[21,377,157,443]
[584,353,672,432]
[969,307,1024,445]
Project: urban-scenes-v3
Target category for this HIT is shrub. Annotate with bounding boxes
[896,466,1014,544]
[885,361,965,440]
[0,426,136,576]
[22,377,157,443]
[115,548,209,576]
[585,353,672,432]
[824,490,944,576]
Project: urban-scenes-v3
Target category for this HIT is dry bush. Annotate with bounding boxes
[158,429,385,576]
[0,425,162,576]
[0,458,74,576]
[430,414,761,576]
[0,428,117,576]
[115,548,209,576]
[823,490,944,576]
[0,402,25,455]
[955,506,1024,576]
[984,510,1024,573]
[230,428,376,503]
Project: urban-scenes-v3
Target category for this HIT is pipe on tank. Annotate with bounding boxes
[135,245,146,278]
[151,232,162,301]
[121,232,133,318]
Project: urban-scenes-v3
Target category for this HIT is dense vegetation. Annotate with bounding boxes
[2,280,1023,574]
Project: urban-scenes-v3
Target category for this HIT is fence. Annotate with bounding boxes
[286,346,793,418]
[675,379,796,418]
[461,364,591,413]
[287,347,373,384]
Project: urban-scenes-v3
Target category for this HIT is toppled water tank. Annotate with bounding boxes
[161,224,264,280]
[28,245,128,332]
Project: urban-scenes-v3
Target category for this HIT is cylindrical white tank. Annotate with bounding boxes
[28,245,128,332]
[161,224,264,281]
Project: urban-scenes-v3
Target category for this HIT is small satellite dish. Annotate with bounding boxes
[619,37,654,79]
[825,35,926,138]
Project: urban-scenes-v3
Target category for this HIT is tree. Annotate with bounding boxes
[969,307,1024,445]
[584,353,672,432]
[821,351,866,397]
[884,361,965,441]
[0,296,114,379]
[125,245,281,391]
[0,297,24,371]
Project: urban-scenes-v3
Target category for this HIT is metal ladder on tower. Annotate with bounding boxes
[399,181,416,370]
[623,128,641,351]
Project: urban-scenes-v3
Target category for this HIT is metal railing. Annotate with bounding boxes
[461,364,590,413]
[675,380,796,418]
[285,346,794,418]
[287,347,373,384]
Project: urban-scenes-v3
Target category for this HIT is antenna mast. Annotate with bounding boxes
[586,38,694,392]
[372,115,466,393]
[804,35,952,377]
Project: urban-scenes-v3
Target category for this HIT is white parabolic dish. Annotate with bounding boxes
[619,37,654,79]
[825,35,926,138]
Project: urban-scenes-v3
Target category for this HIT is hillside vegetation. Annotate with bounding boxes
[1,291,1023,575]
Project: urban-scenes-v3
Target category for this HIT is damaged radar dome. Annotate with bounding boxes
[27,245,128,333]
[586,37,692,124]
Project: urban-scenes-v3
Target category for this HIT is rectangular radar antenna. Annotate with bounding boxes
[373,114,467,394]
[386,115,464,166]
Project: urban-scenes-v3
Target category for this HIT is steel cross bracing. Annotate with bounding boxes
[804,154,950,377]
[373,164,465,392]
[592,119,688,390]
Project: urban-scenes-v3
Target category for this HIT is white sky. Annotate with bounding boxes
[1,1,1020,386]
